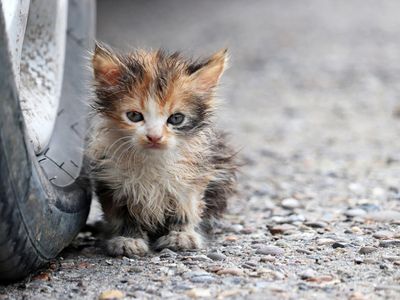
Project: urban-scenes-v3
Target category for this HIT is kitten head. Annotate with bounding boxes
[92,43,227,152]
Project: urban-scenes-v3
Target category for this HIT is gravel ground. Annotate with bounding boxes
[2,0,400,299]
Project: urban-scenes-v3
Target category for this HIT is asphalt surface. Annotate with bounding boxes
[2,0,400,299]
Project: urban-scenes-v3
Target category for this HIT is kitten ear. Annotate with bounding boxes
[189,49,228,92]
[92,43,122,85]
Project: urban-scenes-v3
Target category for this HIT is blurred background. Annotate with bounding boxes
[89,0,400,239]
[97,0,400,184]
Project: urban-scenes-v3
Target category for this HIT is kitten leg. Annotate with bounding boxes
[106,236,149,257]
[155,193,205,251]
[105,217,150,257]
[154,225,203,251]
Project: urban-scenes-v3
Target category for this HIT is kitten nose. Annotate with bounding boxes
[146,134,162,143]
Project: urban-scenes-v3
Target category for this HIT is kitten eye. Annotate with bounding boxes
[167,113,185,126]
[126,111,144,123]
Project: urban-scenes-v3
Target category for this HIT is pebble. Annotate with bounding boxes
[160,291,175,298]
[363,258,376,264]
[224,236,238,242]
[317,238,336,246]
[332,242,346,249]
[270,214,305,224]
[189,255,213,262]
[275,240,289,248]
[271,271,285,280]
[241,226,256,234]
[262,198,277,210]
[354,258,364,264]
[349,291,367,300]
[121,257,133,264]
[373,231,393,239]
[358,203,381,212]
[299,269,334,283]
[221,276,242,285]
[351,226,363,234]
[299,268,317,280]
[217,289,243,299]
[186,288,211,298]
[129,266,142,273]
[131,291,153,298]
[382,255,400,262]
[269,216,288,224]
[308,275,334,283]
[150,257,161,264]
[348,183,365,194]
[379,263,389,270]
[296,248,312,255]
[268,224,296,235]
[98,290,124,300]
[304,221,328,228]
[285,233,315,241]
[225,224,244,233]
[32,272,51,281]
[372,187,386,199]
[61,262,75,269]
[379,240,400,248]
[366,210,400,222]
[175,283,193,290]
[287,214,306,223]
[375,285,400,292]
[359,246,377,254]
[253,185,274,196]
[77,280,87,288]
[242,261,258,269]
[345,208,366,217]
[260,255,276,262]
[281,198,301,209]
[185,270,209,277]
[186,271,216,283]
[255,245,285,256]
[190,274,215,283]
[216,268,244,276]
[159,248,177,258]
[207,252,227,261]
[254,268,284,280]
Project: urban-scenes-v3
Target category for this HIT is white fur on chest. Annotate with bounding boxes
[99,153,202,228]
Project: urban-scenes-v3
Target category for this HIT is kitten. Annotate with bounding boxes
[87,43,237,257]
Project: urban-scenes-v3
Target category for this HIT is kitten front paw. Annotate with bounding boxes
[106,236,149,257]
[155,230,203,251]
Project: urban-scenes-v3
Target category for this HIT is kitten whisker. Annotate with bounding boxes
[125,144,139,172]
[102,136,132,159]
[116,144,136,168]
[110,139,134,165]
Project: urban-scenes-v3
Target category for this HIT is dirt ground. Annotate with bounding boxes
[2,0,400,299]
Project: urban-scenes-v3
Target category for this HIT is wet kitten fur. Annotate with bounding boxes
[87,43,237,256]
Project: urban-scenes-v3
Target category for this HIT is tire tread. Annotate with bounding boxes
[0,189,45,281]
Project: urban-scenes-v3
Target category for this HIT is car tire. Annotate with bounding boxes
[0,0,95,282]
